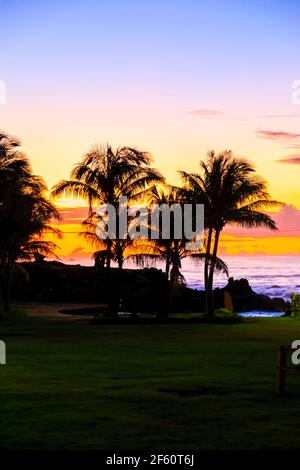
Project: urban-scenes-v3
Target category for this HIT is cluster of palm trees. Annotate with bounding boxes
[0,132,61,314]
[51,144,281,317]
[0,130,281,317]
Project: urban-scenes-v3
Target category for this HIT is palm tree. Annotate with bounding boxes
[81,217,145,270]
[51,144,163,268]
[1,176,61,312]
[0,131,61,312]
[146,185,228,316]
[180,150,282,317]
[51,144,163,316]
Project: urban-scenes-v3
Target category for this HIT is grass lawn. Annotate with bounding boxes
[1,310,300,450]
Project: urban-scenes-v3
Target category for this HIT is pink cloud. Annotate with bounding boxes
[224,205,300,238]
[261,114,300,119]
[275,155,300,164]
[256,129,300,141]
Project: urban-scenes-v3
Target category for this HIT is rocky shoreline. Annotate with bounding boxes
[11,261,289,314]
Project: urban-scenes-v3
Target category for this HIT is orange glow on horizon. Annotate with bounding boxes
[44,204,300,261]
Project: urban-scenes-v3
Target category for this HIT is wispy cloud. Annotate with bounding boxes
[188,108,225,116]
[260,114,300,119]
[55,207,89,224]
[256,129,300,141]
[282,145,300,149]
[223,205,300,238]
[275,155,300,164]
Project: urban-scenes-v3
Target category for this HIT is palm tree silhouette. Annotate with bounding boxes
[0,132,61,312]
[145,185,228,316]
[51,144,163,316]
[51,144,163,269]
[81,216,150,270]
[180,150,282,316]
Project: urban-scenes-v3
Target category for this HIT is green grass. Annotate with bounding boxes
[1,312,300,450]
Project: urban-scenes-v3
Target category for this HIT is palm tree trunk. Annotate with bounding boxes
[204,226,213,315]
[166,273,175,317]
[117,252,124,269]
[105,239,117,317]
[161,251,181,318]
[3,258,14,312]
[206,228,220,317]
[158,250,171,318]
[165,252,170,279]
[106,239,112,270]
[115,251,124,318]
[159,269,174,318]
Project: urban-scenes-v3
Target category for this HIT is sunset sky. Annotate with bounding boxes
[1,0,300,259]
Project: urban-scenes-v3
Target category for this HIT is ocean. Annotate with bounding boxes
[180,255,300,302]
[127,255,300,315]
[69,254,300,315]
[120,255,300,302]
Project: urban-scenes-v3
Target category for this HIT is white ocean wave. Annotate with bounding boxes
[179,255,300,302]
[239,311,284,318]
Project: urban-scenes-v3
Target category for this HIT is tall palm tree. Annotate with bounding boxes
[51,144,163,269]
[0,132,32,313]
[180,150,282,316]
[0,131,61,312]
[146,185,228,316]
[81,216,148,270]
[51,144,163,316]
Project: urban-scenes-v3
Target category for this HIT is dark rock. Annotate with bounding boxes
[11,262,288,314]
[224,277,253,296]
[11,261,168,313]
[221,277,288,312]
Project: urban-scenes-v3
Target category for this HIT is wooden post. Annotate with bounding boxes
[277,346,287,395]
